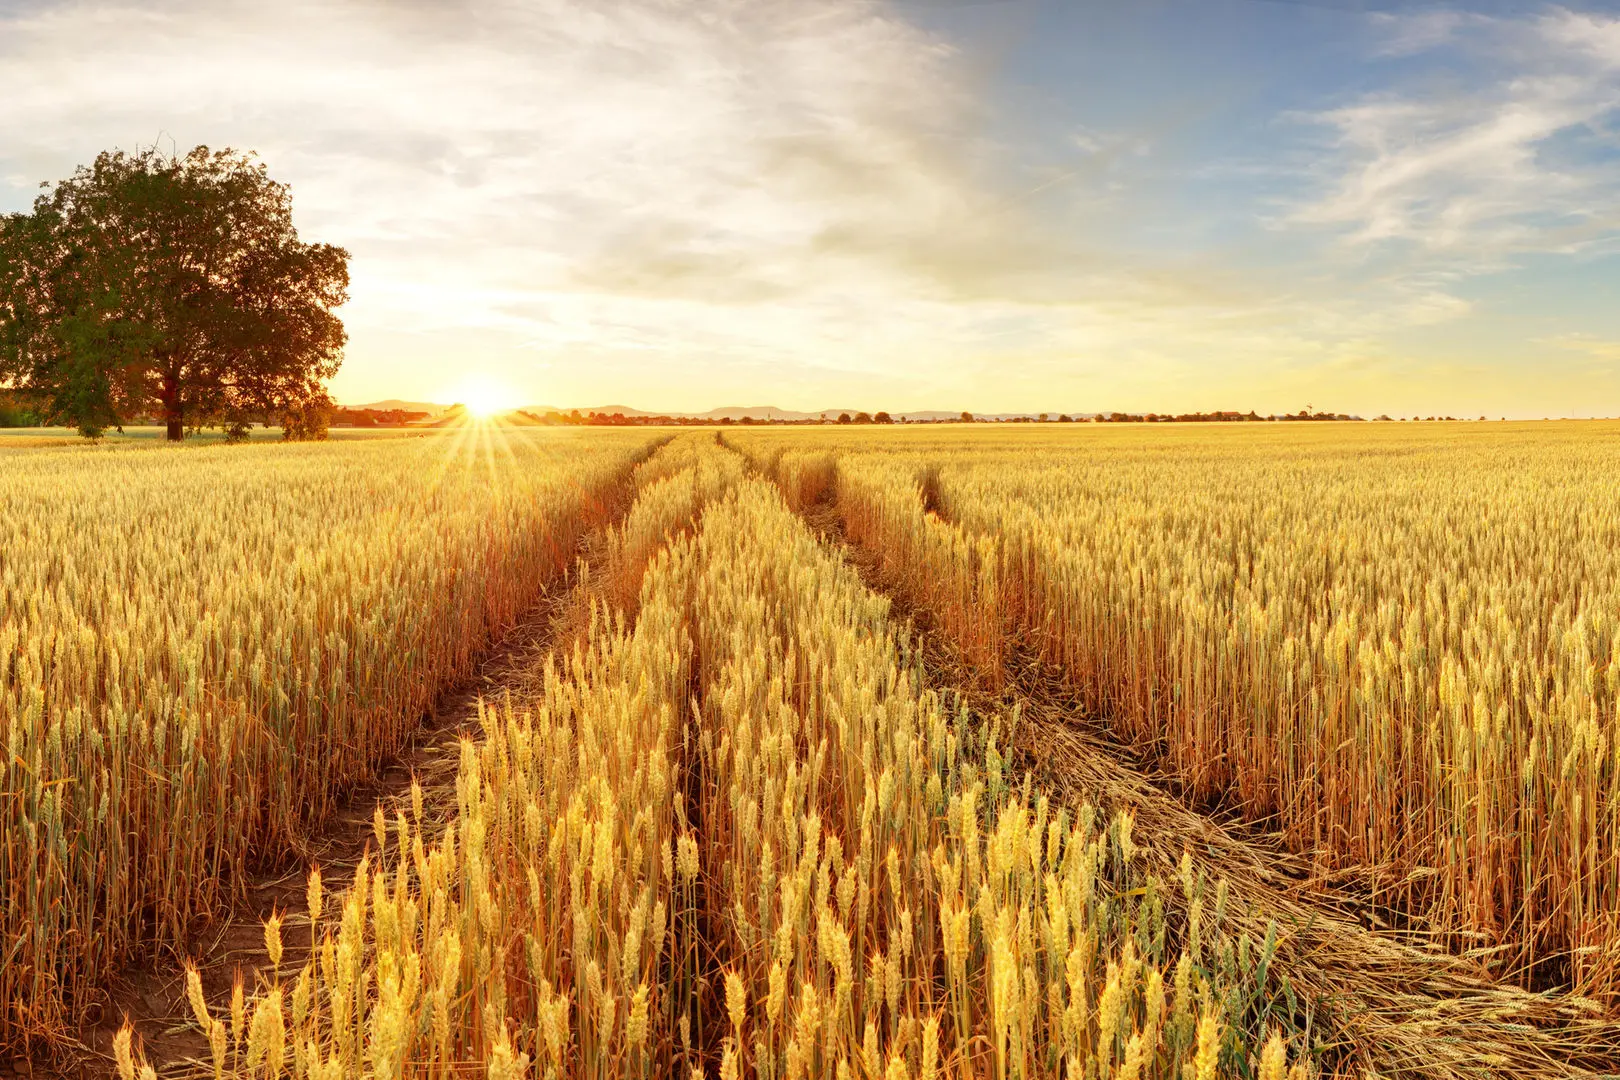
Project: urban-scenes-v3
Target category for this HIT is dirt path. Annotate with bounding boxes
[792,490,1620,1080]
[39,461,648,1080]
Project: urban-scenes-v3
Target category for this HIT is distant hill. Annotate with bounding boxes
[347,399,452,416]
[420,404,467,427]
[697,405,826,421]
[521,404,657,417]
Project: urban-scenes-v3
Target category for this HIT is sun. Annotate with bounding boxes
[454,377,516,420]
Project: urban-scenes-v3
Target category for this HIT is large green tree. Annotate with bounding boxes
[0,145,349,440]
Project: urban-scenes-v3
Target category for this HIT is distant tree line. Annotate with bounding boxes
[330,407,431,428]
[513,410,763,427]
[1093,410,1364,423]
[0,394,1398,431]
[510,408,1375,427]
[513,410,889,427]
[0,389,41,427]
[519,410,916,427]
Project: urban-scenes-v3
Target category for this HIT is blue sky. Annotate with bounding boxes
[2,0,1618,415]
[908,0,1620,415]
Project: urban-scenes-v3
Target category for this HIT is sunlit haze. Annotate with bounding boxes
[3,0,1617,417]
[452,376,520,419]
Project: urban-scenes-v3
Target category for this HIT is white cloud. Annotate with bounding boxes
[1071,125,1148,158]
[0,0,1029,376]
[1366,10,1476,57]
[0,0,1612,416]
[2,0,1345,409]
[1542,331,1620,363]
[1293,9,1620,259]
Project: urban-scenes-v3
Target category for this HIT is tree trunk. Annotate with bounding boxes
[160,369,183,442]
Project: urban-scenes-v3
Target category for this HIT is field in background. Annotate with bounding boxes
[8,422,1618,1079]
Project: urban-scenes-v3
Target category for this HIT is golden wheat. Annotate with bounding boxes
[0,426,656,1050]
[732,421,1620,1001]
[166,434,1305,1079]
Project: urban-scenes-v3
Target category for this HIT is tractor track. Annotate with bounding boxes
[783,470,1620,1080]
[39,445,667,1080]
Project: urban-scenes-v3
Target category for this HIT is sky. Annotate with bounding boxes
[2,0,1619,417]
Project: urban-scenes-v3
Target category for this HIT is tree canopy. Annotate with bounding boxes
[0,145,349,439]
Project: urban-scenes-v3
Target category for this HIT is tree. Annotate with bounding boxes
[0,389,39,427]
[960,411,973,423]
[0,145,349,440]
[282,398,331,441]
[873,411,892,424]
[837,412,851,424]
[854,411,872,424]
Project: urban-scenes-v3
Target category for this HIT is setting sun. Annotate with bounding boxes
[453,377,516,419]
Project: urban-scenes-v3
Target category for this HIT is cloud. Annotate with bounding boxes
[1541,331,1620,363]
[0,0,1613,416]
[0,0,1318,408]
[1366,10,1477,57]
[0,2,1010,329]
[1292,9,1620,259]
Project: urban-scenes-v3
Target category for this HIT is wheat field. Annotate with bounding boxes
[13,422,1620,1079]
[144,433,1303,1080]
[733,422,1620,1003]
[0,427,652,1051]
